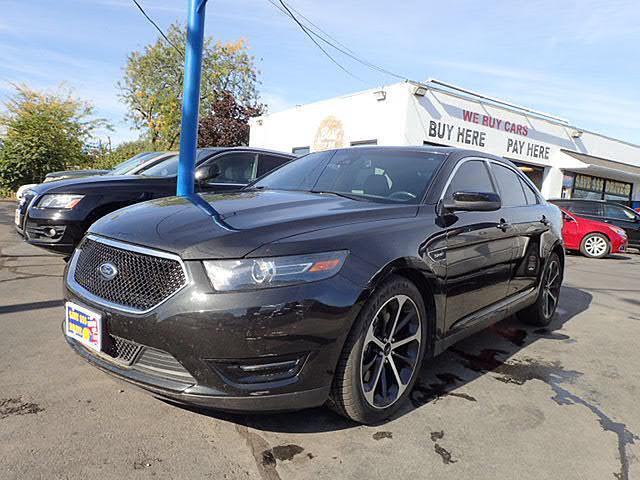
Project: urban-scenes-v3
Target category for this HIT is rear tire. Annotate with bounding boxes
[328,275,428,424]
[580,233,610,259]
[520,252,563,327]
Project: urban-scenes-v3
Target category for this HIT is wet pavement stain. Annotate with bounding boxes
[434,444,457,464]
[454,348,637,480]
[490,325,528,346]
[0,397,44,419]
[429,430,457,464]
[235,423,281,480]
[269,444,305,462]
[410,373,476,407]
[372,431,393,441]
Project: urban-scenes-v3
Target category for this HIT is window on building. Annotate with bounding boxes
[571,173,632,205]
[350,140,378,147]
[292,146,310,156]
[511,161,544,190]
[444,161,495,200]
[492,164,527,207]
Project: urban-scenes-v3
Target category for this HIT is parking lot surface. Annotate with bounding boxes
[1,200,639,480]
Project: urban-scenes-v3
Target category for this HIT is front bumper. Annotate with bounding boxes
[24,208,86,254]
[63,258,367,412]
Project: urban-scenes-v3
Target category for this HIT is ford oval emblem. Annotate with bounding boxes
[98,262,118,281]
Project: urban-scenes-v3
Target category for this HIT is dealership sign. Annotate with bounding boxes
[418,92,562,162]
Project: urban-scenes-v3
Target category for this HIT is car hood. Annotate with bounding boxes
[46,169,109,179]
[31,175,172,195]
[88,190,419,259]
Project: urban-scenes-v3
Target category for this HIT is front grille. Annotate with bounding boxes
[101,336,195,386]
[136,347,196,383]
[107,335,143,365]
[73,237,187,312]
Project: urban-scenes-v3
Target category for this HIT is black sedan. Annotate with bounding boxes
[62,146,564,424]
[17,147,294,254]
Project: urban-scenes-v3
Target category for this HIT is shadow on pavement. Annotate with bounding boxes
[169,286,592,433]
[0,299,64,315]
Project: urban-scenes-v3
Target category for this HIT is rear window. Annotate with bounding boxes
[520,178,539,205]
[565,201,602,217]
[492,164,527,207]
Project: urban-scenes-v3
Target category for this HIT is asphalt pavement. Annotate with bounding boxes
[1,200,638,480]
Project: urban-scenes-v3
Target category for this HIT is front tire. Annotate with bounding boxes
[328,275,428,424]
[580,233,610,258]
[520,252,563,326]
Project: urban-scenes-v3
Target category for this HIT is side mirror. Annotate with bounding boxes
[442,191,501,213]
[195,164,221,184]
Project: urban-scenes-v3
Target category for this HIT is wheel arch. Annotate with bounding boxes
[366,257,439,356]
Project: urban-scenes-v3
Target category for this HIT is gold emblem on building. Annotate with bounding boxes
[313,116,345,151]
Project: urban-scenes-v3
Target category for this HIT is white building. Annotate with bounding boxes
[249,80,640,208]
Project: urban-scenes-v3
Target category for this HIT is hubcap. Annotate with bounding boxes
[542,260,561,319]
[360,294,422,409]
[584,235,607,257]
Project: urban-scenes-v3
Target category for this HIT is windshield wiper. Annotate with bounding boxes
[309,190,365,201]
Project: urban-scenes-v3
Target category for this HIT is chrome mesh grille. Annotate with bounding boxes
[73,237,187,312]
[107,335,143,365]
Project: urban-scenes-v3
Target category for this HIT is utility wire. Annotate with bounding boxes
[270,0,363,81]
[267,0,407,81]
[283,1,406,80]
[130,0,184,57]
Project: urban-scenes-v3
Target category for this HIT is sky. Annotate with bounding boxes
[1,0,639,146]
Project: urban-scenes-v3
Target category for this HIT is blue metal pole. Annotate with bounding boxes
[177,0,208,196]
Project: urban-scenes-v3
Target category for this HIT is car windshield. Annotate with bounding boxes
[252,149,447,204]
[107,152,158,176]
[138,154,181,177]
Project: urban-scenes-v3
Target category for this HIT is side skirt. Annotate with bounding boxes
[433,287,538,356]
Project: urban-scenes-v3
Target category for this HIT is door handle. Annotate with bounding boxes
[497,219,511,232]
[540,215,550,226]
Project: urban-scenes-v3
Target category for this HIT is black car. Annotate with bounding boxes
[43,152,160,181]
[62,146,564,424]
[549,198,640,249]
[16,147,294,254]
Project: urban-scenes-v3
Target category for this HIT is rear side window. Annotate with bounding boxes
[520,178,539,205]
[605,203,637,221]
[568,202,602,217]
[492,164,527,207]
[445,160,495,199]
[257,154,290,177]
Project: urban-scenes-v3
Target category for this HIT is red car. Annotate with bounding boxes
[561,208,627,258]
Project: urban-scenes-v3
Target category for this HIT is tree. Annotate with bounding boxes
[0,84,109,190]
[118,23,261,149]
[91,139,154,170]
[198,91,263,147]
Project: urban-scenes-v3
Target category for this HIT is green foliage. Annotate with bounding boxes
[0,84,109,190]
[118,23,261,150]
[91,139,154,170]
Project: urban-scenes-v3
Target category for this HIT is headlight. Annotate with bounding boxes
[612,226,626,237]
[203,251,348,291]
[38,194,84,209]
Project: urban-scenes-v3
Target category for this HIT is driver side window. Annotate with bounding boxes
[201,152,258,185]
[445,160,495,200]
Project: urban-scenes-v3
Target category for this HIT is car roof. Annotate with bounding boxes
[198,146,295,157]
[311,145,515,164]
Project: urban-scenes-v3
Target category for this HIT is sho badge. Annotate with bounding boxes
[98,262,118,281]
